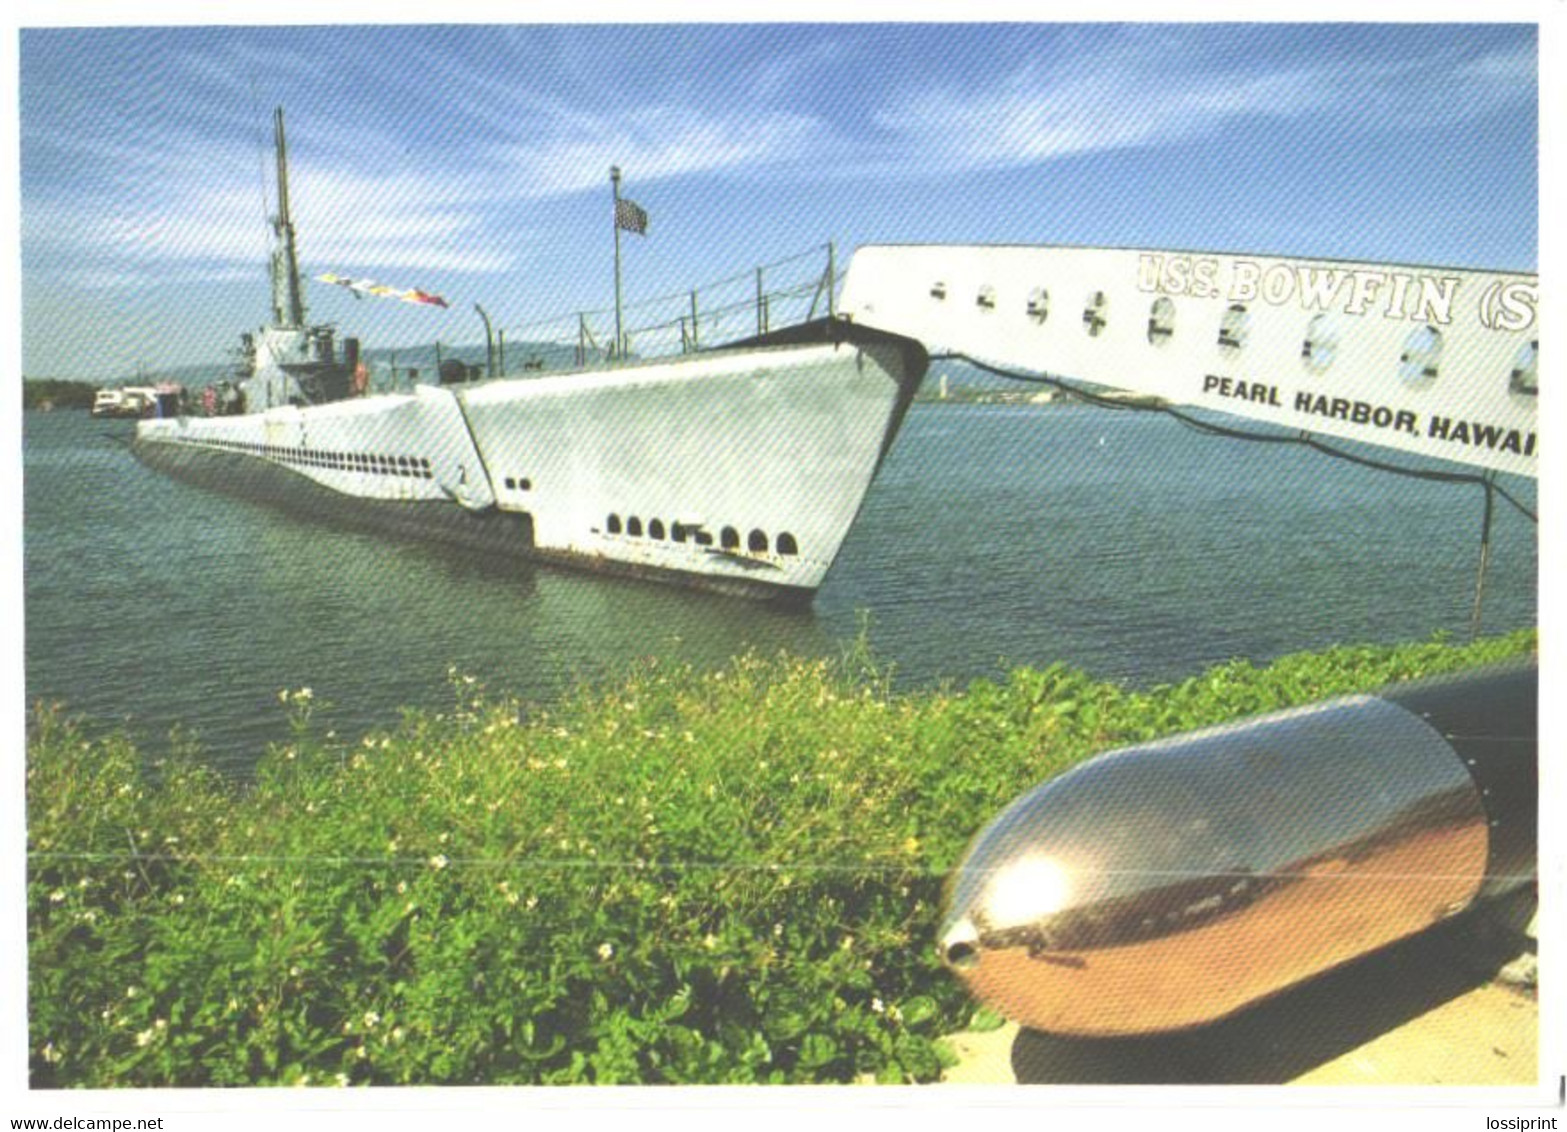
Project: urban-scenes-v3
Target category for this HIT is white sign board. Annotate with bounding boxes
[840,245,1538,478]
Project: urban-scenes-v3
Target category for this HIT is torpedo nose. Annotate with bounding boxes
[935,673,1531,1037]
[939,917,980,971]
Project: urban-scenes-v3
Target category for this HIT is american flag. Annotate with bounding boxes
[615,197,649,235]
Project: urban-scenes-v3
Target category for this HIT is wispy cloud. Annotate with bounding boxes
[24,136,519,284]
[21,25,1537,294]
[868,29,1536,174]
[490,105,830,197]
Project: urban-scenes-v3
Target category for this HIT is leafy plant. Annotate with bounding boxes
[27,629,1536,1086]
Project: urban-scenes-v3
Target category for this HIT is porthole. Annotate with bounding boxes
[1301,313,1341,375]
[930,281,948,301]
[627,517,643,537]
[504,477,517,490]
[519,478,532,491]
[649,519,666,540]
[720,526,740,551]
[748,529,768,553]
[1147,297,1175,346]
[1083,291,1108,337]
[1026,288,1050,324]
[671,523,688,544]
[776,532,798,556]
[1509,340,1538,396]
[1218,304,1250,353]
[1398,325,1443,385]
[976,284,997,311]
[694,530,714,547]
[607,514,622,535]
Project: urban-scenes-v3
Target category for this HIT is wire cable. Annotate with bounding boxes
[934,352,1538,526]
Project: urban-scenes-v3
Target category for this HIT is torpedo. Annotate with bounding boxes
[937,666,1535,1036]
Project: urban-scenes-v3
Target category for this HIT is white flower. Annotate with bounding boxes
[363,1011,380,1029]
[871,997,885,1014]
[429,854,449,871]
[597,943,614,961]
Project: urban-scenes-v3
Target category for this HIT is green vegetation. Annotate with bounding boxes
[24,379,97,411]
[27,630,1535,1087]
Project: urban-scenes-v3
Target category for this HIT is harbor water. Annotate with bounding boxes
[23,401,1537,773]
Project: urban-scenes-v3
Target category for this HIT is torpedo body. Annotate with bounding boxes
[938,666,1536,1037]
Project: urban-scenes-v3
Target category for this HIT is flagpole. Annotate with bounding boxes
[611,165,623,359]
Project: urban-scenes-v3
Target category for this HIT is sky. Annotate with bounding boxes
[17,21,1542,381]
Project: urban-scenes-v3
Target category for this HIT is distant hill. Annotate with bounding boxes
[34,332,803,395]
[23,379,96,411]
[119,339,593,392]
